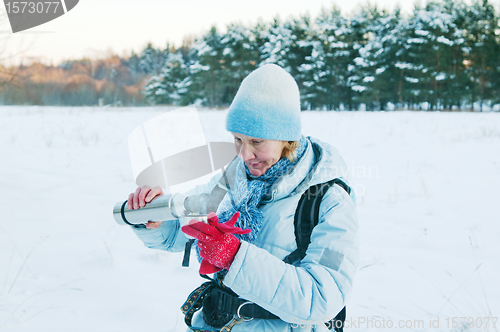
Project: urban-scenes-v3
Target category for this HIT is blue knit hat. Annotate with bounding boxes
[226,64,301,141]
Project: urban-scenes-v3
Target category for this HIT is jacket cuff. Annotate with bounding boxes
[223,240,249,288]
[129,219,187,252]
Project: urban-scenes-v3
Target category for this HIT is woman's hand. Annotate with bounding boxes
[181,212,251,274]
[127,185,164,229]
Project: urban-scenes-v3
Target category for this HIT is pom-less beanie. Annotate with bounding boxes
[226,64,301,141]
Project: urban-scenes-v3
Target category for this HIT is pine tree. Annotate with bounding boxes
[354,7,409,110]
[137,1,500,111]
[463,0,500,111]
[139,43,169,76]
[260,18,294,69]
[402,2,465,110]
[125,51,143,78]
[288,16,316,110]
[312,7,365,110]
[188,27,226,107]
[142,52,190,105]
[220,23,260,104]
[349,5,383,110]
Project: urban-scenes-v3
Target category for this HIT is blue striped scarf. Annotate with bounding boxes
[215,136,308,243]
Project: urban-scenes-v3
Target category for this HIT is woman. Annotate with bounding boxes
[127,64,359,331]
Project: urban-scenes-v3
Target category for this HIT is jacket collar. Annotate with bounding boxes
[262,137,348,203]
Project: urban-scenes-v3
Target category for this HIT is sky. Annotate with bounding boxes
[0,0,498,66]
[0,0,418,66]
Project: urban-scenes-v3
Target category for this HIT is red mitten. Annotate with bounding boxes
[181,212,251,275]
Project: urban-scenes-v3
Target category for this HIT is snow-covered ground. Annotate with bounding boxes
[0,106,499,332]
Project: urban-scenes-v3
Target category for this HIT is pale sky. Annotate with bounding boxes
[0,0,492,66]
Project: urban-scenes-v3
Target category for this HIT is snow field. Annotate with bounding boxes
[0,106,499,331]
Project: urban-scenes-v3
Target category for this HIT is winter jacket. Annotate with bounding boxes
[130,136,360,331]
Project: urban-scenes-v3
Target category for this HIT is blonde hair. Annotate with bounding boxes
[281,141,300,162]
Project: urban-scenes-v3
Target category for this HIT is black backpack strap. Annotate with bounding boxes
[284,178,350,331]
[180,281,219,332]
[329,306,346,332]
[283,178,350,264]
[208,287,279,320]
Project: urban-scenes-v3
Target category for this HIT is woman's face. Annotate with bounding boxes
[231,132,285,177]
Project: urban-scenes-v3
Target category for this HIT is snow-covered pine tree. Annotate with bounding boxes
[401,1,467,110]
[353,7,408,110]
[288,16,316,111]
[259,15,316,109]
[125,51,143,78]
[139,43,169,76]
[188,27,226,107]
[312,7,364,110]
[462,0,500,111]
[433,0,472,110]
[142,52,191,105]
[260,17,294,70]
[220,23,260,104]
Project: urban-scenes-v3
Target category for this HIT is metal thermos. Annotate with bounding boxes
[113,193,187,225]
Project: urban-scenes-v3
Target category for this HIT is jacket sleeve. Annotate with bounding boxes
[222,184,359,324]
[128,172,224,253]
